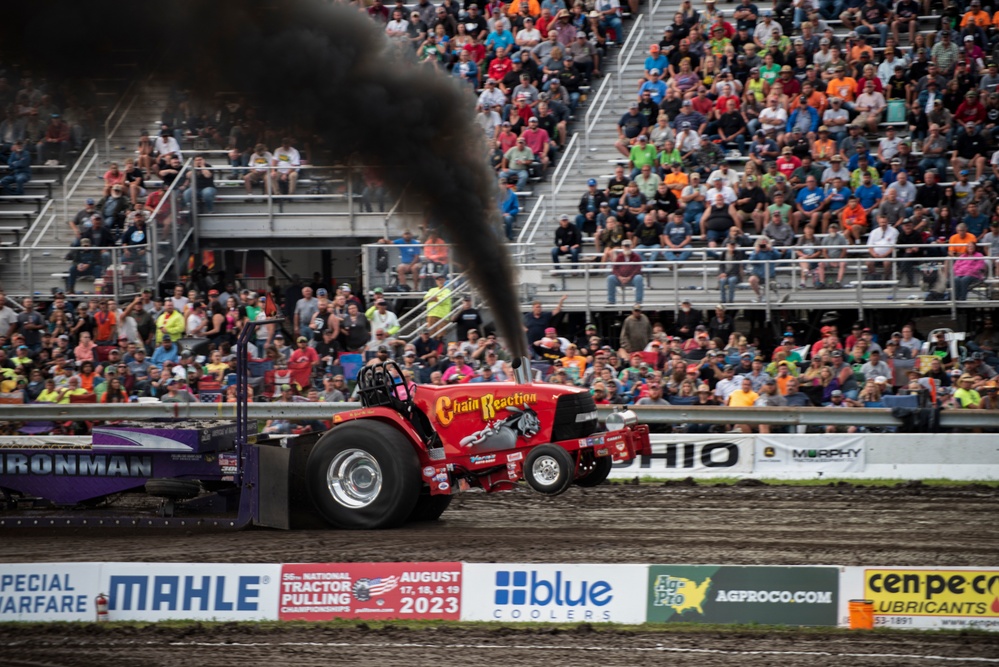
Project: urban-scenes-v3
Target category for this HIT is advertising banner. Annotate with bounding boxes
[754,435,865,473]
[100,563,280,621]
[609,436,753,478]
[647,565,839,626]
[462,563,646,623]
[0,563,102,622]
[279,562,461,621]
[844,567,999,630]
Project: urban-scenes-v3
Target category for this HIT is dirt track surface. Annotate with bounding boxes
[4,483,998,566]
[1,623,998,667]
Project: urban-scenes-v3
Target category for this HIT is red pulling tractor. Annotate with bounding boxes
[304,356,651,528]
[0,319,650,530]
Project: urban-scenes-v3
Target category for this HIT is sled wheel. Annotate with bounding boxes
[574,455,612,487]
[144,478,201,499]
[306,420,421,529]
[523,444,575,495]
[408,492,453,522]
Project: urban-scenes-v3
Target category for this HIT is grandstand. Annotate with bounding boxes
[0,0,995,418]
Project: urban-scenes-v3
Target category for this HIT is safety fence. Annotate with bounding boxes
[2,402,996,427]
[3,403,997,431]
[1,561,995,631]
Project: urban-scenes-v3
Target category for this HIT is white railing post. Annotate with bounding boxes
[516,194,546,245]
[584,77,612,153]
[616,16,644,96]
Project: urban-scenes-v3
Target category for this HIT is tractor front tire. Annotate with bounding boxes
[523,444,575,495]
[306,420,421,529]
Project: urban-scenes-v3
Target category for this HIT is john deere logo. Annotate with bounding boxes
[764,447,775,458]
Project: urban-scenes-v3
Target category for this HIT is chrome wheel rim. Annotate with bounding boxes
[532,455,562,487]
[327,449,383,508]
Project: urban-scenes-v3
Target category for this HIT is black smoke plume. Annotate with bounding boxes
[6,0,527,359]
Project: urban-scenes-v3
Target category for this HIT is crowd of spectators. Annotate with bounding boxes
[0,72,99,194]
[511,303,999,430]
[0,275,440,422]
[549,0,999,303]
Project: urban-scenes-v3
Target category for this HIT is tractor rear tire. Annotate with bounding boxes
[574,455,612,487]
[144,478,201,499]
[306,420,421,529]
[523,444,575,495]
[408,492,453,522]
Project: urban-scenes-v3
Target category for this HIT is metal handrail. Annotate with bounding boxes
[394,272,470,336]
[522,198,550,249]
[104,78,141,158]
[514,252,995,317]
[2,402,995,428]
[547,134,583,228]
[549,132,580,201]
[19,199,54,258]
[60,138,97,220]
[584,76,613,153]
[149,158,192,285]
[155,226,195,285]
[515,194,546,245]
[617,16,645,95]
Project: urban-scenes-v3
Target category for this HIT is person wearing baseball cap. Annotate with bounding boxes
[552,213,582,268]
[616,100,648,158]
[577,176,607,233]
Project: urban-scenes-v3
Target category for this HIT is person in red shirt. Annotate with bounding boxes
[487,46,514,82]
[954,90,987,135]
[810,326,844,358]
[691,87,714,116]
[606,241,645,304]
[855,65,883,96]
[714,83,741,114]
[710,18,735,38]
[776,147,801,180]
[520,116,553,170]
[776,66,800,97]
[496,122,519,152]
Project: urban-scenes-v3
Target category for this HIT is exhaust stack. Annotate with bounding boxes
[512,356,533,385]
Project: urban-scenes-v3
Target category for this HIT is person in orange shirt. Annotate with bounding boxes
[848,39,874,66]
[93,299,118,346]
[811,125,838,165]
[423,229,448,267]
[948,222,978,256]
[792,80,828,117]
[507,0,541,18]
[961,0,991,28]
[827,66,858,106]
[663,161,689,197]
[774,360,795,396]
[559,343,588,380]
[839,194,868,243]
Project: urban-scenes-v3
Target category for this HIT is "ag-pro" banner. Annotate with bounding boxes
[647,565,839,626]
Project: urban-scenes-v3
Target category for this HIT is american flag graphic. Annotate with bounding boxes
[368,576,399,596]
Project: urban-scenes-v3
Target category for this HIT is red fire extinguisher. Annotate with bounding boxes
[95,593,109,622]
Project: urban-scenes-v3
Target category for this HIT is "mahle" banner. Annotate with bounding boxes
[647,565,839,626]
